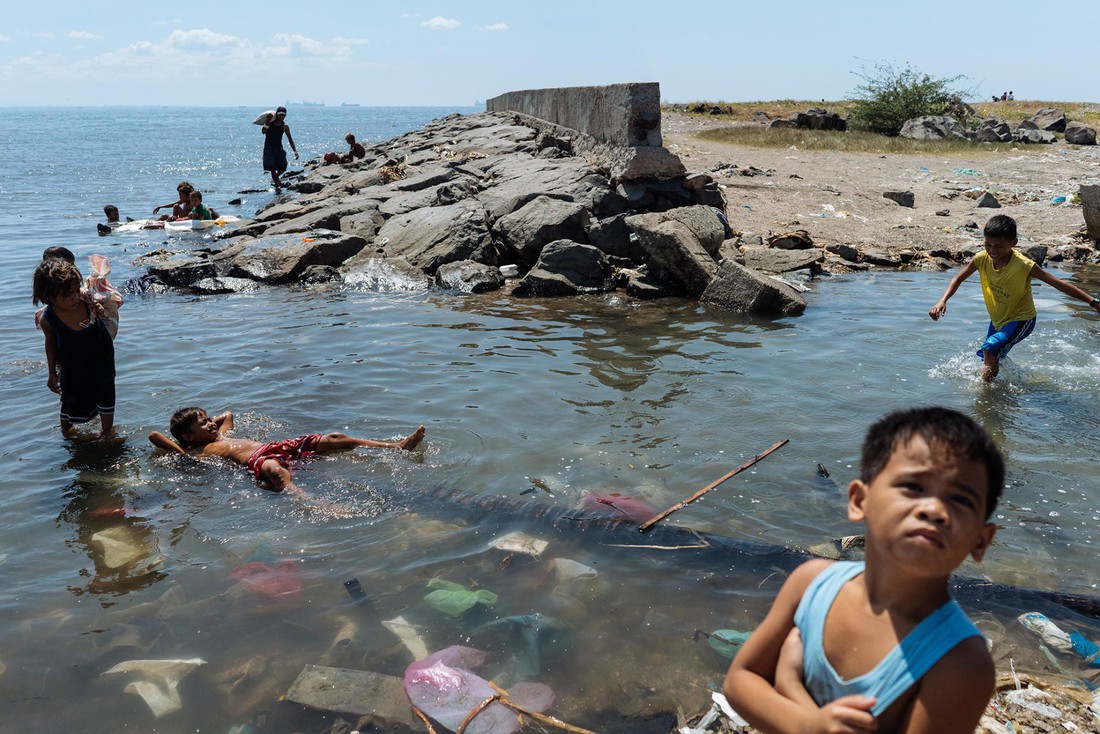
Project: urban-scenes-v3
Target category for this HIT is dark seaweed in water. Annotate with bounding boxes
[402,486,1100,621]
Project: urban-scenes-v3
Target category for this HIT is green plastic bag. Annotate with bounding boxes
[424,578,498,616]
[706,629,751,659]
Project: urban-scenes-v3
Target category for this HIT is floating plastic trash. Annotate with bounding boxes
[90,527,152,569]
[228,560,302,602]
[101,658,206,718]
[424,578,497,616]
[382,615,429,661]
[404,646,553,734]
[473,613,573,679]
[1051,196,1067,204]
[1070,631,1100,668]
[499,264,519,278]
[581,491,657,523]
[701,629,751,659]
[1018,612,1073,653]
[550,558,597,585]
[489,531,548,558]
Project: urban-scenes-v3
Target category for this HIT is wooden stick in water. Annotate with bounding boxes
[638,438,789,533]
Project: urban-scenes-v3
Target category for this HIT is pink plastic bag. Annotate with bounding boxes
[404,646,554,734]
[84,254,123,339]
[582,491,657,523]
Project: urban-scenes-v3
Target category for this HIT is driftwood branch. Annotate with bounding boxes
[638,439,789,533]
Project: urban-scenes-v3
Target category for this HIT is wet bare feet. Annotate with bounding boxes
[400,425,426,451]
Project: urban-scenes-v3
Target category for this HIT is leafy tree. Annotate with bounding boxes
[848,62,970,136]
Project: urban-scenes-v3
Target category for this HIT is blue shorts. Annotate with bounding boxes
[978,317,1036,360]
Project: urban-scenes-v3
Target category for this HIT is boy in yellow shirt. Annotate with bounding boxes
[930,215,1100,381]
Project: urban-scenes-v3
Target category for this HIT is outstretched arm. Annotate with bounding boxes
[929,260,977,320]
[1031,266,1100,312]
[149,431,188,455]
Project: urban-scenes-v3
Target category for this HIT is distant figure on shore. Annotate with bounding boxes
[153,182,194,220]
[725,407,1003,734]
[149,407,425,501]
[33,257,117,438]
[929,214,1100,381]
[1007,91,1014,101]
[324,133,366,165]
[261,106,298,194]
[1001,92,1008,102]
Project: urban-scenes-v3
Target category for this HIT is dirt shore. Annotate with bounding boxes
[660,111,1100,261]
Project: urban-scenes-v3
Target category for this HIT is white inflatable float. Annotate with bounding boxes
[163,215,241,232]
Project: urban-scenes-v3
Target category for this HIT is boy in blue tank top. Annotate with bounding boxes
[725,407,1003,734]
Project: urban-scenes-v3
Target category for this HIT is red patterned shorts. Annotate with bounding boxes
[246,434,323,478]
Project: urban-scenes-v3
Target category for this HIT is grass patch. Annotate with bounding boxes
[695,126,1022,156]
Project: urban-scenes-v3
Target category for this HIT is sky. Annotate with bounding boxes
[1,1,1097,107]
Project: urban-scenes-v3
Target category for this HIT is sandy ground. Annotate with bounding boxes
[661,112,1100,259]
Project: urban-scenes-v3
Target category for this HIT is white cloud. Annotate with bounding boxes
[478,23,508,32]
[421,17,461,30]
[68,31,99,40]
[331,37,370,46]
[0,34,9,42]
[164,28,249,49]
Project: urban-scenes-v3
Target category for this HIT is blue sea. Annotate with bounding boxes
[2,106,1100,731]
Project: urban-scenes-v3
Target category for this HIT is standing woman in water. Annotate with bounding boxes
[261,106,298,194]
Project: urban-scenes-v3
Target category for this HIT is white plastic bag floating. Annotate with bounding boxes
[101,658,205,718]
[90,526,150,569]
[1018,612,1073,653]
[489,531,548,558]
[84,254,123,339]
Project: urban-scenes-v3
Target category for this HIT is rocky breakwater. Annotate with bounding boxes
[141,83,806,317]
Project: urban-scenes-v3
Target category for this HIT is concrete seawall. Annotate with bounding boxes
[487,82,663,148]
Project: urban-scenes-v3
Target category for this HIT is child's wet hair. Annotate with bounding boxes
[170,406,206,443]
[177,181,193,193]
[190,190,203,201]
[32,258,82,306]
[860,407,1004,519]
[984,214,1017,240]
[103,204,118,215]
[41,246,75,263]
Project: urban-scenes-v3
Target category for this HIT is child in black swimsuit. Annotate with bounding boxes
[32,258,116,438]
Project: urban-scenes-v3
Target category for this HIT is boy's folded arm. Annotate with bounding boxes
[898,637,994,734]
[148,431,187,455]
[724,559,844,733]
[214,411,234,431]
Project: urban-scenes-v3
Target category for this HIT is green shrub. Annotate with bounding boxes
[848,62,970,136]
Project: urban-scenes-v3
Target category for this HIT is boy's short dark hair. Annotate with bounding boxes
[984,214,1017,240]
[32,258,82,306]
[177,181,193,192]
[860,407,1004,519]
[170,406,206,443]
[103,204,118,215]
[42,246,75,263]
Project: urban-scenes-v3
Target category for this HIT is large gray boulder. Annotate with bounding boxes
[146,242,247,288]
[1064,121,1097,146]
[475,156,623,219]
[700,261,807,316]
[435,260,506,294]
[374,203,496,274]
[625,213,719,296]
[899,116,969,140]
[226,230,369,283]
[378,178,479,217]
[1081,184,1100,240]
[339,208,386,240]
[340,255,432,291]
[975,119,1012,143]
[1028,107,1067,132]
[1012,128,1056,144]
[494,195,591,265]
[586,213,635,259]
[740,245,824,273]
[512,240,614,297]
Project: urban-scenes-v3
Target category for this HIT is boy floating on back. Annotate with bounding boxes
[929,214,1100,381]
[725,407,1003,734]
[149,407,425,500]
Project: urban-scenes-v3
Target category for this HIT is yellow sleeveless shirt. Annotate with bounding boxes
[975,249,1036,329]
